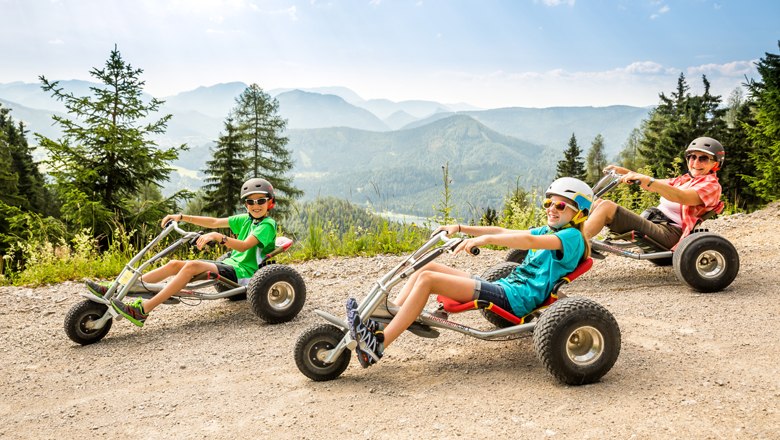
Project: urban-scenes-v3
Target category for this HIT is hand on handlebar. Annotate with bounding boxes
[604,164,629,175]
[432,224,461,237]
[161,213,181,228]
[195,231,220,250]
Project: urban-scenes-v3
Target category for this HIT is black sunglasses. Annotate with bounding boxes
[686,154,713,163]
[245,198,269,206]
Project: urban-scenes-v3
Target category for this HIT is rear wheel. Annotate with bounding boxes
[673,232,739,293]
[64,300,113,345]
[294,324,351,381]
[505,249,528,264]
[533,297,621,385]
[480,262,520,328]
[247,264,306,323]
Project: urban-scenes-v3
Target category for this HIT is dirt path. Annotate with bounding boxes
[2,204,779,439]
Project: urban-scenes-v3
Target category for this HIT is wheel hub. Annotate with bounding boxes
[566,326,604,366]
[696,250,725,279]
[268,281,295,310]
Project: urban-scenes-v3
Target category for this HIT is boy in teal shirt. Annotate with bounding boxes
[88,178,278,327]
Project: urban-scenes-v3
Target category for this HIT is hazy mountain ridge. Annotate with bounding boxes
[0,81,649,216]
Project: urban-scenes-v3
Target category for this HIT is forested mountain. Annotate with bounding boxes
[288,114,558,216]
[1,81,648,217]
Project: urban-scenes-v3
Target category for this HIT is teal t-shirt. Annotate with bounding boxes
[495,226,585,317]
[223,214,277,280]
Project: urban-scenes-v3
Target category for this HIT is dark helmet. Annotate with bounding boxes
[240,178,275,200]
[686,137,725,169]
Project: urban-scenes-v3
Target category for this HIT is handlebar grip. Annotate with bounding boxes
[627,179,640,185]
[469,247,480,256]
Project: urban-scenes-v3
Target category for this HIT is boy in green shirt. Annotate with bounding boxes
[88,178,278,327]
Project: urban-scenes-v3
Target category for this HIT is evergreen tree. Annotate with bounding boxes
[555,133,586,180]
[0,106,46,212]
[233,84,302,218]
[639,73,727,178]
[202,116,250,217]
[744,41,780,202]
[618,127,646,171]
[719,88,760,210]
[585,134,607,186]
[36,46,186,233]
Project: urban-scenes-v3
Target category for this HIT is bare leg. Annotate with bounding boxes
[583,199,618,239]
[383,271,476,347]
[141,260,218,313]
[141,260,185,284]
[394,262,471,306]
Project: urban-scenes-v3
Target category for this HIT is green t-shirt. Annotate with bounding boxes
[222,214,277,280]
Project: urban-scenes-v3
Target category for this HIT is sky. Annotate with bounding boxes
[1,0,778,109]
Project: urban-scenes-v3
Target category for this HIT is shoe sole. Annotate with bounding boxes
[346,299,373,368]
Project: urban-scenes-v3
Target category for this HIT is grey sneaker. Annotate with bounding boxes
[346,298,384,368]
[85,280,109,297]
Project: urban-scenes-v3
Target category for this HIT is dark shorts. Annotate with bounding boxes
[610,206,682,250]
[203,260,238,282]
[472,276,513,311]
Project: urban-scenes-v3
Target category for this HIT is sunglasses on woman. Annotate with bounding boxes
[542,198,577,212]
[686,154,714,163]
[245,198,269,206]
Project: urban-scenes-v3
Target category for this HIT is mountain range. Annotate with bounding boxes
[0,80,651,217]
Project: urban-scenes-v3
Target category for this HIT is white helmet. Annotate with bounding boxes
[545,177,594,223]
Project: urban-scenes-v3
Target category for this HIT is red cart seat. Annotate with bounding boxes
[436,258,593,325]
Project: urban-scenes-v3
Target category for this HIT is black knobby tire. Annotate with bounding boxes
[247,264,306,323]
[505,249,528,264]
[672,232,739,293]
[64,300,113,345]
[479,262,520,328]
[215,252,246,301]
[294,324,351,381]
[533,297,621,385]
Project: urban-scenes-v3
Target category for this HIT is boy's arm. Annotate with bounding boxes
[164,213,229,229]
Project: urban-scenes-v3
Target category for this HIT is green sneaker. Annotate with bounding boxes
[111,298,148,327]
[85,280,109,297]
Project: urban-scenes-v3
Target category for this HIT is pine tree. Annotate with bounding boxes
[36,46,185,233]
[585,134,607,186]
[233,84,302,218]
[745,41,780,202]
[202,116,250,217]
[719,88,760,210]
[556,133,586,180]
[0,106,46,212]
[639,73,727,178]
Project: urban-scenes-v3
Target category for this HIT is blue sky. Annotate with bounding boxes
[1,0,777,108]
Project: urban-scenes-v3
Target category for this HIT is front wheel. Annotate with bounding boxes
[247,264,306,323]
[294,324,351,381]
[64,300,113,345]
[673,232,739,293]
[533,297,621,385]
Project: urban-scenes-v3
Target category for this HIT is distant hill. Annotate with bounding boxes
[162,82,248,119]
[288,114,558,216]
[384,110,419,130]
[276,90,389,131]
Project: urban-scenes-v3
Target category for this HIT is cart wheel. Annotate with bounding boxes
[673,232,739,293]
[533,297,621,385]
[247,264,306,323]
[294,324,351,381]
[214,252,246,301]
[505,249,528,264]
[479,262,520,328]
[64,300,113,345]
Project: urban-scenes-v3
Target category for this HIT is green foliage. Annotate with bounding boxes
[499,186,546,230]
[601,165,661,213]
[639,73,727,179]
[36,46,186,237]
[585,134,608,186]
[744,41,780,202]
[0,106,47,213]
[202,115,249,217]
[233,84,302,218]
[431,162,456,226]
[556,133,586,180]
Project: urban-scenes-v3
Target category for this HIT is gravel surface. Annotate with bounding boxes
[2,203,779,439]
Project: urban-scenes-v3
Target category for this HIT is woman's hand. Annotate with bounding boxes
[604,164,630,175]
[196,232,223,250]
[160,213,182,228]
[620,171,654,189]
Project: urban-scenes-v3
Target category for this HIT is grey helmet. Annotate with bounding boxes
[686,137,725,169]
[240,177,275,200]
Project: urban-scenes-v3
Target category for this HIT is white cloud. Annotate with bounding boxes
[650,4,670,19]
[538,0,576,6]
[688,60,757,77]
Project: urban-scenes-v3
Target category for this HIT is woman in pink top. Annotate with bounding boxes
[583,137,724,250]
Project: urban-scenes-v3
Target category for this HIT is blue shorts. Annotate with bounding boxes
[472,276,512,312]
